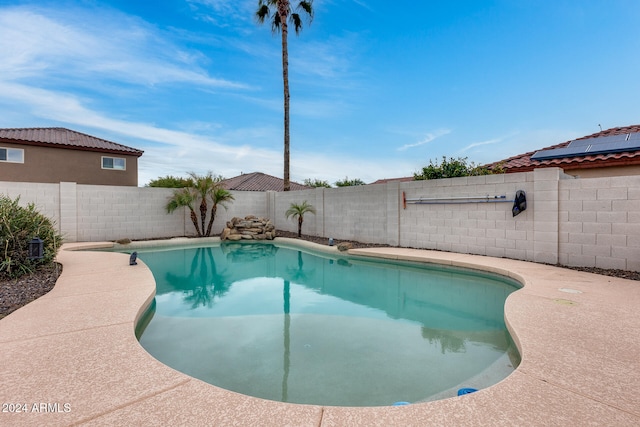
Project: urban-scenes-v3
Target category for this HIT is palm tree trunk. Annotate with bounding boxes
[280,2,291,192]
[205,204,218,237]
[199,199,207,236]
[297,216,303,237]
[189,208,202,237]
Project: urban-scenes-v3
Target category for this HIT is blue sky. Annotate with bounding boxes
[1,0,639,186]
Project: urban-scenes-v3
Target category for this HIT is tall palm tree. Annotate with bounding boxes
[285,200,316,237]
[256,0,314,191]
[166,187,201,237]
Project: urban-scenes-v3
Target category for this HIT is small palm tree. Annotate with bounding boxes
[166,172,234,237]
[188,171,219,235]
[205,187,235,237]
[285,200,316,237]
[166,187,201,237]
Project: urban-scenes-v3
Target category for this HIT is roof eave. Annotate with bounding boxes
[0,138,144,157]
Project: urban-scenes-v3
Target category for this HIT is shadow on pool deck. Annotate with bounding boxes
[0,238,639,426]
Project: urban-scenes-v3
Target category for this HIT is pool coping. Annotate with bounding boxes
[0,238,638,426]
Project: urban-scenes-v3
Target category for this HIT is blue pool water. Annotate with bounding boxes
[133,242,521,407]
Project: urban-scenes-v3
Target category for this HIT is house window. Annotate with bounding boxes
[102,156,126,170]
[0,147,24,163]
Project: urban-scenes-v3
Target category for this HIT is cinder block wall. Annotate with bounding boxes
[2,168,640,271]
[322,184,394,244]
[399,172,535,260]
[0,181,60,228]
[559,174,640,271]
[75,185,185,241]
[273,188,319,235]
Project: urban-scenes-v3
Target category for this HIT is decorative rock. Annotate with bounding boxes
[337,242,353,252]
[220,215,276,241]
[220,228,231,241]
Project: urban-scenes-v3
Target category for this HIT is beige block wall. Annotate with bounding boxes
[399,173,534,260]
[74,185,186,241]
[559,174,640,271]
[2,169,640,271]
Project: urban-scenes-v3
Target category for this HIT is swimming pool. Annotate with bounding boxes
[133,241,521,407]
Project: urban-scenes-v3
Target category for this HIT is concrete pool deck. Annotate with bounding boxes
[0,238,639,426]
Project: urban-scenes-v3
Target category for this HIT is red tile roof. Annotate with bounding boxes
[220,172,310,192]
[489,124,640,173]
[0,127,144,156]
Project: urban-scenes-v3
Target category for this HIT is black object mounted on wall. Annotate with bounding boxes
[512,190,527,217]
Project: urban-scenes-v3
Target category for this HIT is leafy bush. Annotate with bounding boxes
[335,177,366,187]
[414,156,500,180]
[303,178,332,188]
[146,175,194,188]
[0,195,62,279]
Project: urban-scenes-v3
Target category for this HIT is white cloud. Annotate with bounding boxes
[187,0,256,28]
[0,81,255,154]
[397,129,451,151]
[0,2,416,187]
[0,6,247,89]
[459,138,501,153]
[0,79,396,186]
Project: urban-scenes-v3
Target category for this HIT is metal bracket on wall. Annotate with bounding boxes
[402,191,515,209]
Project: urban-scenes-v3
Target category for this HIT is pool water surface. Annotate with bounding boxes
[134,242,521,407]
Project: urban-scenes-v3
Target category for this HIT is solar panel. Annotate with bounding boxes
[569,134,628,147]
[586,141,635,153]
[531,132,640,161]
[627,132,640,143]
[531,146,585,160]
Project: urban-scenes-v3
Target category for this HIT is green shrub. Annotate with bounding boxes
[414,156,498,180]
[0,195,62,279]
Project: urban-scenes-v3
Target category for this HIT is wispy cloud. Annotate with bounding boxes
[459,138,501,152]
[0,6,247,89]
[352,0,374,11]
[291,34,364,84]
[187,0,256,29]
[397,129,451,151]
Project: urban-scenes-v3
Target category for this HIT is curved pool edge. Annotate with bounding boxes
[0,242,638,426]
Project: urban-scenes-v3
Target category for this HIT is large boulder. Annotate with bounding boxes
[220,216,276,241]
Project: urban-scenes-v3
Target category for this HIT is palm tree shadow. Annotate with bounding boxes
[421,327,467,354]
[284,250,315,285]
[165,247,232,310]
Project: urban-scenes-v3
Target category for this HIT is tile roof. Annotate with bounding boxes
[369,177,414,185]
[0,127,144,156]
[220,172,310,192]
[489,124,640,172]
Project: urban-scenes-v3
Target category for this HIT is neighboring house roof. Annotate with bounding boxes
[220,172,310,191]
[370,177,414,185]
[0,127,144,157]
[489,124,640,173]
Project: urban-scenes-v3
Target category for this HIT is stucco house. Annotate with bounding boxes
[489,124,640,178]
[0,127,143,186]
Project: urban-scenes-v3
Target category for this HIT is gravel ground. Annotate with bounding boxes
[0,264,62,320]
[1,234,637,319]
